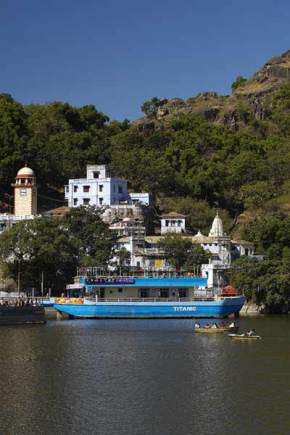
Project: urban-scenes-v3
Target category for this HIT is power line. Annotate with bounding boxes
[37,193,66,204]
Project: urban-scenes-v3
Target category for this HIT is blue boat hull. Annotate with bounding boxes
[54,296,245,319]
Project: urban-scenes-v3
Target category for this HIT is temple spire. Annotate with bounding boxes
[208,212,224,238]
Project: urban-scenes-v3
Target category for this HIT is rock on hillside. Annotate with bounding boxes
[134,49,290,131]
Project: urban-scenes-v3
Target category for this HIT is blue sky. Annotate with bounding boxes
[0,0,289,120]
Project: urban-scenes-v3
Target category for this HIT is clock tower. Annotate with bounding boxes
[13,165,37,216]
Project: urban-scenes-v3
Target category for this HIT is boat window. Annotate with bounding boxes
[178,289,187,298]
[118,288,123,293]
[140,289,149,298]
[160,289,169,298]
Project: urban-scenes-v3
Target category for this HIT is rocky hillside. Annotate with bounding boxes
[134,49,290,131]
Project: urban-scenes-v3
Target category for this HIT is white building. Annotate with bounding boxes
[192,214,232,266]
[0,214,35,234]
[110,213,255,282]
[65,164,150,208]
[160,212,186,234]
[192,213,255,266]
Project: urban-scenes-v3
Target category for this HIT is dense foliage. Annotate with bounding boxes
[1,87,290,223]
[229,213,290,312]
[230,257,290,313]
[1,78,290,306]
[0,207,113,293]
[158,234,209,271]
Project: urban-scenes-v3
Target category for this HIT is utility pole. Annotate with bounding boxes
[17,261,20,295]
[41,271,44,296]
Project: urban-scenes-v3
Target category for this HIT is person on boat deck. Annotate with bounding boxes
[247,329,256,336]
[195,322,201,328]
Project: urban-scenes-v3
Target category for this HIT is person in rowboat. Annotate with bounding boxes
[247,329,256,336]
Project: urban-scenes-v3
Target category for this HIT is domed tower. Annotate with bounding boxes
[12,165,37,216]
[208,212,224,238]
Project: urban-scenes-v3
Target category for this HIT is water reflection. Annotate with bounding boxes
[0,318,289,435]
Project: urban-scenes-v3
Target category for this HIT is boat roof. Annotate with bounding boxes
[80,276,208,288]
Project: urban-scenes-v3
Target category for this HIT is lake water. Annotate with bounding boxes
[0,317,289,435]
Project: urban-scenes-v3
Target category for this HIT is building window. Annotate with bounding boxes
[73,198,78,206]
[83,198,90,205]
[93,171,100,179]
[99,184,103,192]
[118,185,123,194]
[20,189,27,196]
[74,185,78,192]
[99,198,103,205]
[113,185,116,193]
[165,220,169,227]
[83,185,90,193]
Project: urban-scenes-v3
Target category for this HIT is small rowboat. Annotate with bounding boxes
[194,326,239,334]
[228,333,261,340]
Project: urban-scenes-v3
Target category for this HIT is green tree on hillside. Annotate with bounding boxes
[64,206,114,267]
[231,76,247,93]
[0,218,78,293]
[158,234,209,270]
[141,97,163,117]
[230,256,290,313]
[0,207,114,293]
[0,94,27,190]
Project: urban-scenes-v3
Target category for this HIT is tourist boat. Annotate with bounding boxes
[194,324,239,333]
[228,333,261,340]
[53,273,246,319]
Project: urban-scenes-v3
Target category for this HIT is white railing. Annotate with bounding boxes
[88,296,215,303]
